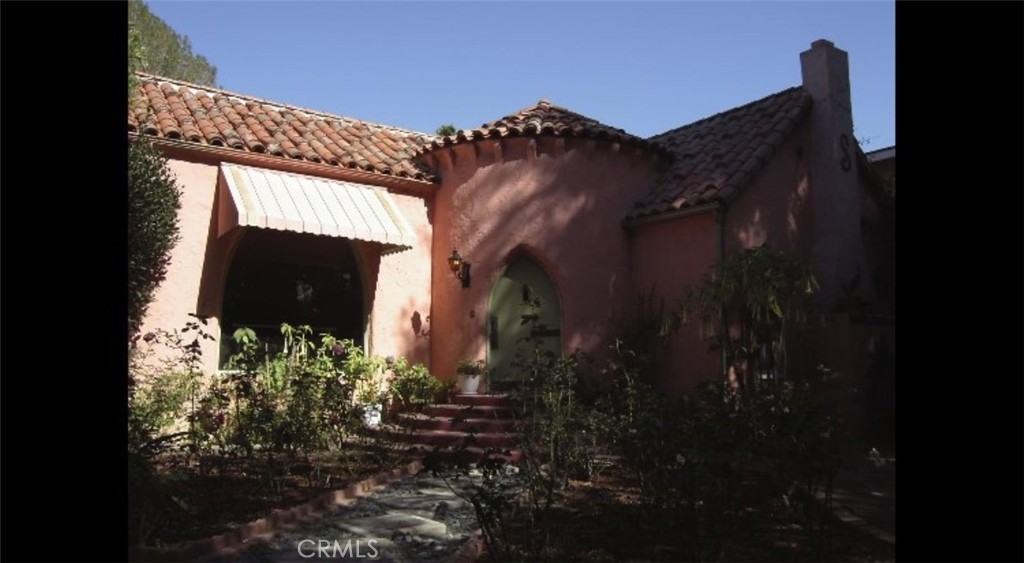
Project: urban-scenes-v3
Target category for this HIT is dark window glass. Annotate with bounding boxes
[220,230,363,366]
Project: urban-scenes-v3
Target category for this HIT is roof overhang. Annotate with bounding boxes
[865,146,895,163]
[623,201,722,229]
[131,133,437,195]
[218,163,417,255]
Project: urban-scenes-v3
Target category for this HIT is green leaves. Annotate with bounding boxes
[128,0,218,86]
[128,140,183,342]
[389,360,445,407]
[676,245,818,382]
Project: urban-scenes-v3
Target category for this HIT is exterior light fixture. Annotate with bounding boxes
[447,249,471,289]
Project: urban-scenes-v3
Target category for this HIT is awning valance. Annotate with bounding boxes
[218,163,417,254]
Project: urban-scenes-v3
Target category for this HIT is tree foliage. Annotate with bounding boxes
[128,0,218,86]
[435,124,457,137]
[128,141,183,342]
[673,245,818,390]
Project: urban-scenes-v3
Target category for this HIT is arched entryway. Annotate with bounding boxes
[219,229,365,366]
[487,255,562,385]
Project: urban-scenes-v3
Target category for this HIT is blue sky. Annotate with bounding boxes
[146,1,894,149]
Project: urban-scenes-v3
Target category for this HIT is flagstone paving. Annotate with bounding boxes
[210,472,482,563]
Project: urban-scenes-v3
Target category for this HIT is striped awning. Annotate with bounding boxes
[218,163,417,254]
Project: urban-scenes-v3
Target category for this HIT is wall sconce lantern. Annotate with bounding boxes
[447,248,471,289]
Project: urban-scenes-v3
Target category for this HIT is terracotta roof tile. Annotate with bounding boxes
[420,99,670,157]
[627,86,812,222]
[128,73,436,182]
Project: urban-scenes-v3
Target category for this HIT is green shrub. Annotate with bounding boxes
[390,359,446,409]
[673,244,818,389]
[128,317,212,547]
[455,359,485,375]
[598,337,846,561]
[427,307,599,560]
[128,140,182,342]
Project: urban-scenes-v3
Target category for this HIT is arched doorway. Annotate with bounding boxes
[487,255,562,385]
[220,229,365,366]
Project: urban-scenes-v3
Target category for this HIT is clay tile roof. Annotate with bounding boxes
[419,99,670,157]
[128,73,437,182]
[626,86,813,222]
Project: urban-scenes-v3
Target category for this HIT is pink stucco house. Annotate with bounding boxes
[129,39,893,399]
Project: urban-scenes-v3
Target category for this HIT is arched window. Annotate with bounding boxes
[220,229,364,366]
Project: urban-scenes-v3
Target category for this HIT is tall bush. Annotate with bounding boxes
[674,244,818,390]
[127,140,182,342]
[598,336,846,561]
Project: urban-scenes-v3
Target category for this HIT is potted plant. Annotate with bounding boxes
[346,352,389,429]
[455,359,486,395]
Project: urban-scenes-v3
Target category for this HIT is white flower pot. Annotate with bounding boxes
[457,373,482,395]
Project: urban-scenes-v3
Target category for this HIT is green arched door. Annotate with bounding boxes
[487,256,562,385]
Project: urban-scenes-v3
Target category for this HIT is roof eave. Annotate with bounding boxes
[623,201,722,229]
[131,133,437,194]
[416,132,672,162]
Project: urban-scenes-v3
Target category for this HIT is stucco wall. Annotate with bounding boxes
[366,192,433,366]
[724,122,813,256]
[428,137,663,382]
[137,155,434,374]
[628,121,815,394]
[137,158,223,373]
[869,157,895,190]
[630,210,720,394]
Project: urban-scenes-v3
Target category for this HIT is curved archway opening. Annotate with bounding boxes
[220,229,365,366]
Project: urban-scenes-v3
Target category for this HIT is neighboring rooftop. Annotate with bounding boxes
[865,145,895,162]
[627,86,813,222]
[419,99,670,157]
[128,73,436,181]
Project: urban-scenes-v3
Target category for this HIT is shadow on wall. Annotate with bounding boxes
[435,139,665,372]
[389,299,430,366]
[411,310,430,339]
[727,129,812,256]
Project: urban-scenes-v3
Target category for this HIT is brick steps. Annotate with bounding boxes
[397,412,514,433]
[424,404,519,420]
[382,394,523,464]
[448,393,515,407]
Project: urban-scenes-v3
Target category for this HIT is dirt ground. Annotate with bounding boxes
[142,446,414,546]
[491,461,895,562]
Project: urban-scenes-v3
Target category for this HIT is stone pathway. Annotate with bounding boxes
[210,470,482,563]
[815,452,895,546]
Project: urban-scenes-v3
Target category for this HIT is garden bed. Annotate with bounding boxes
[141,444,417,547]
[486,461,895,562]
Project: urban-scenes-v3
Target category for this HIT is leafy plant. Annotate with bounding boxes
[673,244,818,392]
[431,297,599,560]
[455,359,485,377]
[129,317,429,546]
[389,359,446,410]
[127,140,182,343]
[435,123,457,137]
[597,336,847,561]
[342,345,389,407]
[128,0,218,86]
[128,316,214,546]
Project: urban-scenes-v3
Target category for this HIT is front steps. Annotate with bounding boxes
[386,394,523,463]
